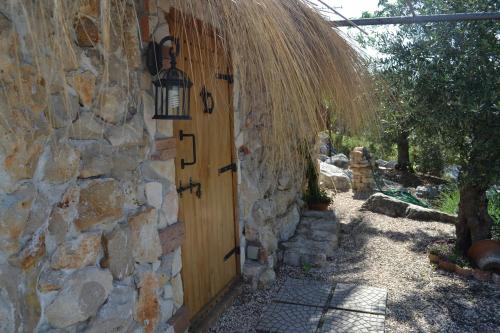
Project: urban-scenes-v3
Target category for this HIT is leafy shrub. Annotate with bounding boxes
[413,140,446,176]
[436,185,460,215]
[437,185,500,240]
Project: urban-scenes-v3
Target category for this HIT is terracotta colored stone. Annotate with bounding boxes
[123,5,141,69]
[472,269,492,282]
[75,179,125,231]
[129,208,162,263]
[467,239,500,271]
[438,259,456,273]
[159,222,185,255]
[454,266,473,278]
[71,71,96,107]
[428,253,440,264]
[75,16,99,47]
[168,306,190,333]
[135,272,161,333]
[50,232,102,269]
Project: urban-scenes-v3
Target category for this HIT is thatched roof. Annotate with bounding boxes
[1,0,374,173]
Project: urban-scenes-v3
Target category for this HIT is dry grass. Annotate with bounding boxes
[1,0,375,174]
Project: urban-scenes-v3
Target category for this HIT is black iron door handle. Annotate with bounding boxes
[180,130,196,169]
[200,87,214,114]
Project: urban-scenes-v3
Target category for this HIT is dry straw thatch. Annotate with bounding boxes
[1,0,374,173]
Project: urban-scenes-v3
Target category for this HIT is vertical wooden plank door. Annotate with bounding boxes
[169,13,238,319]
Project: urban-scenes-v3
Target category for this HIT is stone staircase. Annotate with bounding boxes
[281,210,339,267]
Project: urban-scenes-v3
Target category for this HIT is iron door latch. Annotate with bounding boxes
[223,246,241,261]
[218,162,237,174]
[216,73,234,84]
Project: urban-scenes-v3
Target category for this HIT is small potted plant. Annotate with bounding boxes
[304,156,332,211]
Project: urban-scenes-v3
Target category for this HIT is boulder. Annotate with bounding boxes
[319,162,351,192]
[326,153,349,169]
[45,267,113,328]
[361,193,409,218]
[405,205,457,224]
[362,193,458,223]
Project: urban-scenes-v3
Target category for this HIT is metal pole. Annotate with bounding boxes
[331,12,500,27]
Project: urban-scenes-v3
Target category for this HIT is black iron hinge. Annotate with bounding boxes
[216,73,234,84]
[224,246,241,261]
[218,162,237,174]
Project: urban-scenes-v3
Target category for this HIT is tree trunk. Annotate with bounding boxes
[396,132,411,172]
[456,184,493,255]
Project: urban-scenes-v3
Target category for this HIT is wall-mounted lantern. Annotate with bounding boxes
[146,36,192,120]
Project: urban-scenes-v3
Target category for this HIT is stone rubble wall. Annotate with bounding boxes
[0,1,307,332]
[233,80,305,289]
[350,147,375,195]
[0,1,185,332]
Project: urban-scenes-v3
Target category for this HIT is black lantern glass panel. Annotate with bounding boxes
[147,37,192,120]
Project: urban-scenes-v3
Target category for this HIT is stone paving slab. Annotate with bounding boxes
[318,309,385,333]
[255,302,323,333]
[274,278,332,307]
[329,283,387,315]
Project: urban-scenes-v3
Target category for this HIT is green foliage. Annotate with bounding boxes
[302,263,312,273]
[366,0,500,189]
[330,132,397,161]
[304,156,331,205]
[436,185,460,215]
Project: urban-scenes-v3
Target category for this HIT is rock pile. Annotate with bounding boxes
[282,210,339,268]
[350,147,375,194]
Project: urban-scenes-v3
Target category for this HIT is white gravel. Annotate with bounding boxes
[211,191,500,333]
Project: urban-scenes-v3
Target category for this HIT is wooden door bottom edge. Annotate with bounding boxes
[188,276,243,333]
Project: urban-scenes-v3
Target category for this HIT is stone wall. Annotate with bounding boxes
[0,1,306,332]
[0,1,185,332]
[233,81,304,289]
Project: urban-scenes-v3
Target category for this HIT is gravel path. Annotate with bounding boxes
[211,191,500,333]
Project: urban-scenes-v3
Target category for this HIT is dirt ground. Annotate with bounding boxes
[211,191,500,333]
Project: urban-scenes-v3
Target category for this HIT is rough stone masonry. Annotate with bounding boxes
[0,0,305,332]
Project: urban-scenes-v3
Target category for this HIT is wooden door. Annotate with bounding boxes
[169,13,238,319]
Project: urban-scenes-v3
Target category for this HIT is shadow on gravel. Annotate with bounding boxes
[387,280,500,333]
